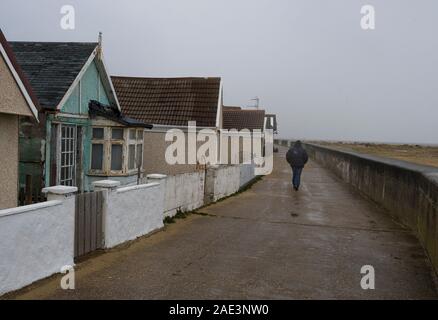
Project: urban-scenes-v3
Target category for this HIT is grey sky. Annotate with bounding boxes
[1,0,437,144]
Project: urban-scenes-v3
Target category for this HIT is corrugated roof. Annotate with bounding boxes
[111,76,221,127]
[9,41,97,109]
[223,108,266,131]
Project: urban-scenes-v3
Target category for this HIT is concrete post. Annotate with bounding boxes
[41,186,77,260]
[92,180,121,249]
[41,186,77,202]
[204,165,220,205]
[92,180,121,192]
[147,174,167,193]
[92,180,121,207]
[92,180,120,211]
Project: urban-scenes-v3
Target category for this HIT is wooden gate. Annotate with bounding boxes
[74,191,104,258]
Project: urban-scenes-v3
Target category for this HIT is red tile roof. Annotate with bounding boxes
[111,76,221,127]
[223,108,266,131]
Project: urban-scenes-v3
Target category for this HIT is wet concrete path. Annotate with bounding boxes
[9,147,437,299]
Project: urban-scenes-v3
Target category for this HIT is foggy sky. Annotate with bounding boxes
[1,0,437,144]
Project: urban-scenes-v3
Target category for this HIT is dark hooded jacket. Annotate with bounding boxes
[286,141,309,168]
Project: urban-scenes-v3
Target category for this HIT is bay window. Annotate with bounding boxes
[90,127,143,175]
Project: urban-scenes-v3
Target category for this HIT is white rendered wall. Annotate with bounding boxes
[239,163,256,188]
[162,171,205,217]
[212,165,241,201]
[0,199,75,295]
[103,183,164,248]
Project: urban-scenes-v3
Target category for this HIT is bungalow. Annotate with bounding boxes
[0,29,39,209]
[223,106,277,134]
[111,76,223,175]
[10,34,151,197]
[221,106,267,164]
[222,106,266,132]
[221,106,277,164]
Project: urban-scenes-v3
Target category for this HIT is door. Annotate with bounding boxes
[59,124,77,186]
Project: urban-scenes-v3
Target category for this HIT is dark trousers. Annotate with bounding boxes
[292,166,303,188]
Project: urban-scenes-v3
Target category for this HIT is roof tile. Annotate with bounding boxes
[112,76,221,127]
[223,107,266,131]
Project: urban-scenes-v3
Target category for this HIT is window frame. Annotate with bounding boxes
[136,129,143,170]
[109,128,125,174]
[90,126,106,173]
[58,124,77,186]
[126,128,144,174]
[89,126,143,176]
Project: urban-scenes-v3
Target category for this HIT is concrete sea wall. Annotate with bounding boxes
[276,140,438,275]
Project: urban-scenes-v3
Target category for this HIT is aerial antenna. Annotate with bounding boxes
[250,96,260,109]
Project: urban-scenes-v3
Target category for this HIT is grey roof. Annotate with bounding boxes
[9,42,97,110]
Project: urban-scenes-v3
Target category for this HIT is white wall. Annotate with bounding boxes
[211,165,241,201]
[205,164,257,203]
[0,163,258,296]
[0,198,75,295]
[239,163,256,188]
[160,171,205,217]
[148,166,254,218]
[103,183,164,248]
[0,181,164,295]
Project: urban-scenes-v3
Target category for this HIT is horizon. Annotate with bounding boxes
[0,0,436,144]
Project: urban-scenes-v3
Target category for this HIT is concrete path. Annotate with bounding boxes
[9,147,437,299]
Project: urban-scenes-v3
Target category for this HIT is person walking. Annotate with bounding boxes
[286,141,309,191]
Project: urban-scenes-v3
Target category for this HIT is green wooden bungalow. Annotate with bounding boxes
[10,35,152,199]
